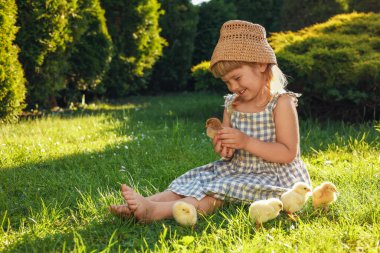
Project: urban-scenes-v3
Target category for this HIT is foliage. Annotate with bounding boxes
[349,0,380,13]
[271,12,380,120]
[15,0,74,108]
[0,93,379,251]
[280,0,347,31]
[16,0,111,109]
[150,0,198,92]
[63,0,112,105]
[191,61,227,93]
[0,0,26,123]
[225,0,283,32]
[101,0,166,97]
[192,0,237,66]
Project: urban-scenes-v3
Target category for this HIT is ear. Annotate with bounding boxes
[257,63,268,73]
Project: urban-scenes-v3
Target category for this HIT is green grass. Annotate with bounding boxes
[0,92,379,252]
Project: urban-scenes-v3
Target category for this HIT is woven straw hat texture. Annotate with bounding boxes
[210,20,277,67]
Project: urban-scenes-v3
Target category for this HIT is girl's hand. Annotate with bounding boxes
[218,127,249,150]
[212,135,235,158]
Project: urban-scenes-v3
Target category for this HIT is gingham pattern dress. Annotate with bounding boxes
[167,92,311,202]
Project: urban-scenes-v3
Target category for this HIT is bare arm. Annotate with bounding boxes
[219,95,299,163]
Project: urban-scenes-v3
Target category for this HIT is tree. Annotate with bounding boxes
[64,0,112,105]
[280,0,347,31]
[101,0,166,97]
[192,0,237,66]
[150,0,198,92]
[225,0,283,32]
[16,0,74,108]
[0,0,26,122]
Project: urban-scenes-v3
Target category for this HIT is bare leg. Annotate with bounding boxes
[121,184,223,222]
[109,188,181,217]
[146,191,183,202]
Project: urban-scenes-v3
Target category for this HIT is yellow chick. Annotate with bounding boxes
[205,117,223,139]
[312,182,338,210]
[280,182,311,221]
[172,201,197,228]
[249,198,283,229]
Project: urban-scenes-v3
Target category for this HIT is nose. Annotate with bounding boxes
[228,80,239,92]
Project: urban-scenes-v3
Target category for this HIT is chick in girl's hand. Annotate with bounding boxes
[173,201,197,228]
[280,182,311,221]
[206,118,223,139]
[312,182,338,210]
[249,198,283,229]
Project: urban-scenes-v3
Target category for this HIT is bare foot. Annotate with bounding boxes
[121,184,159,222]
[109,204,132,218]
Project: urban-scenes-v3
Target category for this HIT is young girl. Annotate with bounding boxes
[110,20,311,222]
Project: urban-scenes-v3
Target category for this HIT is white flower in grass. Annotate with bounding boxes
[41,149,46,153]
[324,160,333,165]
[120,165,126,172]
[124,145,129,149]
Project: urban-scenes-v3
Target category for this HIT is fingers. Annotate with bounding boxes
[214,140,222,153]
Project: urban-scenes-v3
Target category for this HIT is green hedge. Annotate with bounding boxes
[0,0,26,123]
[191,61,227,93]
[270,12,380,120]
[101,0,166,97]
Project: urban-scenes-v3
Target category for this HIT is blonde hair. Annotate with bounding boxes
[210,61,287,96]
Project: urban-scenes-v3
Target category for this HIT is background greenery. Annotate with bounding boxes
[1,0,379,122]
[1,93,379,252]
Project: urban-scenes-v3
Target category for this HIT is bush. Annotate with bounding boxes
[192,0,237,66]
[63,0,112,104]
[16,0,74,108]
[0,0,26,123]
[150,0,198,92]
[270,12,380,120]
[191,61,227,93]
[279,0,347,31]
[101,0,166,97]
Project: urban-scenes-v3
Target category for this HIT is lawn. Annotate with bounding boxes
[0,92,379,252]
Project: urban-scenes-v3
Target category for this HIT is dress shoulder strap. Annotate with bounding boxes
[267,91,301,111]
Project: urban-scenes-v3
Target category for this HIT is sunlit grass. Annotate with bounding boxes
[0,92,379,252]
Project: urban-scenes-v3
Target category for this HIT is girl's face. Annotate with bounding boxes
[221,64,267,102]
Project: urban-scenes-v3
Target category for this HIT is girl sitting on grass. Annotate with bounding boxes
[110,20,311,222]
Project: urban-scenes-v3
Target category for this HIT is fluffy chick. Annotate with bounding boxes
[249,198,283,229]
[205,118,223,139]
[173,201,197,228]
[281,182,311,221]
[312,182,338,210]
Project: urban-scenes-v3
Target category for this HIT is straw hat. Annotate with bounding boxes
[210,20,277,68]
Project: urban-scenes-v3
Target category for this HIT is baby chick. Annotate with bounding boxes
[205,117,223,139]
[249,198,283,229]
[312,182,338,210]
[280,182,311,221]
[172,201,197,228]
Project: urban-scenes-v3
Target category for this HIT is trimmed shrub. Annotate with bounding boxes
[150,0,198,92]
[16,0,74,108]
[270,12,380,120]
[0,0,26,123]
[63,0,112,104]
[191,61,227,93]
[280,0,347,31]
[192,0,237,66]
[101,0,166,97]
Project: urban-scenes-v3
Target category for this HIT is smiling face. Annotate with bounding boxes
[221,63,268,103]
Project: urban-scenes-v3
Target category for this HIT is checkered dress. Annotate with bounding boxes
[167,92,311,202]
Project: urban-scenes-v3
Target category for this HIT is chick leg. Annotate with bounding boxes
[255,221,263,230]
[286,212,299,222]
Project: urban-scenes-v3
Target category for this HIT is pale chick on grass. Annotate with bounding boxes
[249,198,283,229]
[172,201,197,228]
[280,182,311,221]
[205,117,223,139]
[312,182,338,210]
